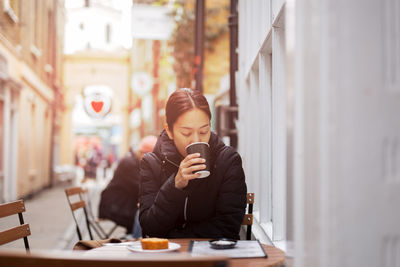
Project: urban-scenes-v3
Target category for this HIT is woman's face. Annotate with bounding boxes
[166,108,211,157]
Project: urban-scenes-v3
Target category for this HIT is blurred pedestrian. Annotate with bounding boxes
[82,144,102,183]
[98,135,157,236]
[107,151,115,169]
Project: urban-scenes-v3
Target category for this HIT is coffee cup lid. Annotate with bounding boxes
[185,142,210,150]
[196,170,210,178]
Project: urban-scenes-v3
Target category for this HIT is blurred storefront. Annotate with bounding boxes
[0,0,65,201]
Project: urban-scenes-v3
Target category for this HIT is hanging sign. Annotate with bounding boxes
[83,85,112,119]
[131,72,153,96]
[131,4,174,40]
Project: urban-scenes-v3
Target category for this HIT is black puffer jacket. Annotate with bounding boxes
[139,130,247,239]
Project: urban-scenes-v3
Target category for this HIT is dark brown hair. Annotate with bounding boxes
[165,88,211,131]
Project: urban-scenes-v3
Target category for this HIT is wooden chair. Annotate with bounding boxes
[65,187,95,240]
[65,187,117,241]
[0,200,31,251]
[242,192,254,240]
[0,250,228,267]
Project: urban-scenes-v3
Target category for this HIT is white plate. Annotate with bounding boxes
[126,241,181,253]
[103,241,137,247]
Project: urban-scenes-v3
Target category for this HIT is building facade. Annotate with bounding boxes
[0,0,65,201]
[237,0,400,266]
[237,0,288,247]
[130,3,176,142]
[62,0,132,167]
[129,1,230,141]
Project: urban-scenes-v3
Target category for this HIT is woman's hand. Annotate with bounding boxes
[175,153,206,189]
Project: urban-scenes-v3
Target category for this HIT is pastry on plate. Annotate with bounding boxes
[140,238,169,250]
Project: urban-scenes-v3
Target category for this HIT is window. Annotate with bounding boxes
[29,101,36,171]
[30,0,42,59]
[3,0,19,23]
[238,1,291,250]
[0,97,3,202]
[257,49,273,234]
[106,24,111,44]
[0,98,4,175]
[271,22,287,243]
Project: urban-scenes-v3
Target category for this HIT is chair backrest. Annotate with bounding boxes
[242,192,254,240]
[0,250,228,267]
[0,200,31,251]
[65,187,94,240]
[80,188,97,226]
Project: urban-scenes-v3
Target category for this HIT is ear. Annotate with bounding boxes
[165,123,173,140]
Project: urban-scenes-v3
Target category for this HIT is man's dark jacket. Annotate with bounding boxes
[139,130,247,239]
[99,150,139,231]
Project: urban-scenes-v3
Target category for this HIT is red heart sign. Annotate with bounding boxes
[91,101,104,113]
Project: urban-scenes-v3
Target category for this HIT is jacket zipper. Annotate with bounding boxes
[164,156,180,168]
[183,197,188,224]
[164,155,188,226]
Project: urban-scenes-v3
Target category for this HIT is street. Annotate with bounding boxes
[0,168,125,251]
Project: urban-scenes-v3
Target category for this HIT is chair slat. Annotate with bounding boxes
[246,193,254,204]
[0,200,25,218]
[242,214,253,225]
[65,187,83,196]
[70,200,86,211]
[0,224,31,246]
[242,193,254,240]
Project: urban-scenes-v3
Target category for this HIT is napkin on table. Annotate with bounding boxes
[73,238,122,250]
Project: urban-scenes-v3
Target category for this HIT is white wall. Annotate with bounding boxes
[292,0,400,266]
[238,0,400,265]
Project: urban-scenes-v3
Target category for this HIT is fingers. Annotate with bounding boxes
[176,153,207,189]
[185,164,206,174]
[180,163,206,181]
[184,172,202,181]
[182,153,205,168]
[183,152,201,162]
[175,166,198,189]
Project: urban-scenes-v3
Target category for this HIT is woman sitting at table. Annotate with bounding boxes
[139,88,247,240]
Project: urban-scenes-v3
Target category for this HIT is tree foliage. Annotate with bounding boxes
[168,0,229,89]
[138,0,229,89]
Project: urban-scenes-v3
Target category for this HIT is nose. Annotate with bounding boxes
[192,132,200,143]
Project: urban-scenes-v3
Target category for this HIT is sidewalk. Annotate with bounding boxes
[0,168,125,251]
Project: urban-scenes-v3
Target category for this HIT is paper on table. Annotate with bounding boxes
[189,240,268,259]
[103,241,137,246]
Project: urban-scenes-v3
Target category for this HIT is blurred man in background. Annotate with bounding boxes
[98,135,157,237]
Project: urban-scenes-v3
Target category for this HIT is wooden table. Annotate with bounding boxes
[84,239,286,267]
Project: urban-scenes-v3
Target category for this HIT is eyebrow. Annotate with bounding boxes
[180,124,210,130]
